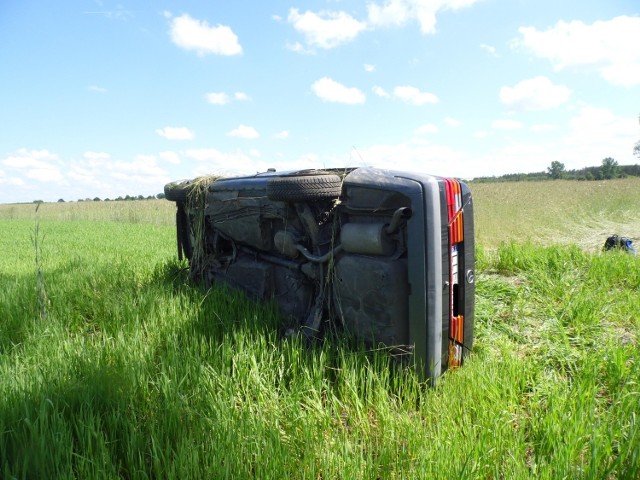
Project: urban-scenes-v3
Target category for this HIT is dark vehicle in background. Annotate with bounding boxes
[164,167,475,382]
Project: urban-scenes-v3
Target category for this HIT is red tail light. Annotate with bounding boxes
[446,179,465,368]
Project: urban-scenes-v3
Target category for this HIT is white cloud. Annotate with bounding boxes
[472,131,490,139]
[286,1,480,50]
[169,14,242,56]
[530,124,558,132]
[414,123,439,134]
[374,84,439,104]
[27,168,63,182]
[205,92,230,105]
[367,0,480,35]
[82,151,111,168]
[273,130,289,140]
[206,91,251,105]
[286,42,314,54]
[372,86,390,98]
[113,155,164,176]
[514,16,640,86]
[312,77,366,104]
[101,156,170,192]
[156,127,195,140]
[67,155,117,192]
[355,141,466,176]
[0,174,25,187]
[159,151,181,164]
[480,43,497,56]
[2,149,63,184]
[109,172,167,188]
[227,125,260,139]
[601,63,640,88]
[445,117,461,127]
[184,148,274,176]
[67,171,101,187]
[364,64,376,72]
[0,170,24,187]
[500,76,571,111]
[3,148,59,169]
[184,148,225,162]
[87,85,107,93]
[393,85,438,105]
[565,105,638,146]
[83,151,110,161]
[492,119,524,130]
[0,149,176,203]
[288,8,367,49]
[367,0,412,29]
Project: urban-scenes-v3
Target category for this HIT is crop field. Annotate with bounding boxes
[1,178,639,479]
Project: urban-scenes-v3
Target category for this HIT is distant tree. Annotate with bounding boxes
[156,192,166,200]
[93,197,101,202]
[547,161,566,179]
[124,195,133,201]
[116,196,124,201]
[33,200,44,204]
[585,171,595,181]
[600,157,621,179]
[57,198,65,203]
[104,198,111,201]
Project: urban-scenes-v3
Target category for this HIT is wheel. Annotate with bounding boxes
[267,173,342,202]
[164,180,193,202]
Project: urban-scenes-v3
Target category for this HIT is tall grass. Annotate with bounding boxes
[470,177,640,249]
[1,181,639,478]
[0,199,175,225]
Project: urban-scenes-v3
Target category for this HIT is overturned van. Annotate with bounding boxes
[164,167,474,382]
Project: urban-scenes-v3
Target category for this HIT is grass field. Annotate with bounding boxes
[1,179,639,479]
[471,177,640,249]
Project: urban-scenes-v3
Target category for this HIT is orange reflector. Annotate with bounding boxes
[446,178,465,369]
[451,315,464,343]
[446,179,464,245]
[448,342,463,368]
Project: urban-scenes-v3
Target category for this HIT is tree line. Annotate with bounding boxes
[472,158,640,183]
[475,114,640,183]
[53,194,166,203]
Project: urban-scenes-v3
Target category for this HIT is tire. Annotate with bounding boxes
[267,174,342,202]
[164,180,193,202]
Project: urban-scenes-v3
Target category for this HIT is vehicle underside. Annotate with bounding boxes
[165,167,474,381]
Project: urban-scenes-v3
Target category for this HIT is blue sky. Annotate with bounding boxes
[1,0,639,203]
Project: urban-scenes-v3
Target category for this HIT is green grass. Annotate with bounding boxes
[0,199,175,225]
[1,184,639,479]
[470,177,640,249]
